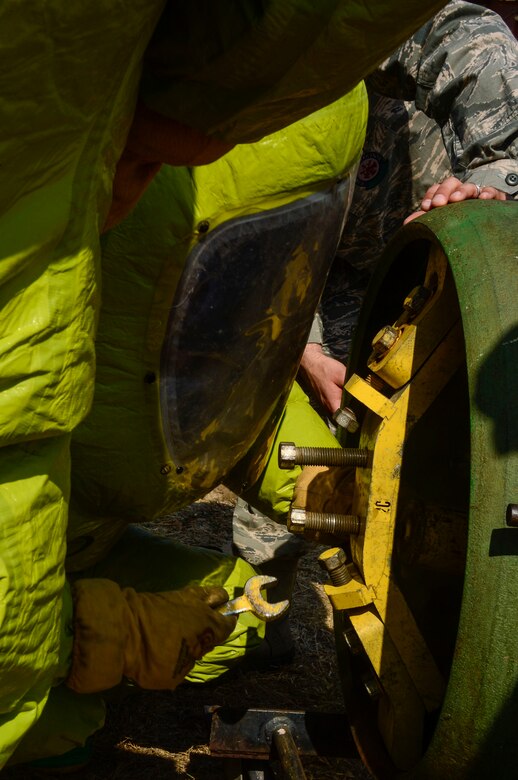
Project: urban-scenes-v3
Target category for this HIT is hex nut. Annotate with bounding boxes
[288,508,307,534]
[318,546,347,572]
[362,673,383,701]
[343,626,363,656]
[332,406,359,433]
[371,325,400,355]
[278,442,297,469]
[403,285,430,316]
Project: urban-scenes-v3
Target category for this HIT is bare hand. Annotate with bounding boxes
[299,343,346,415]
[404,176,506,224]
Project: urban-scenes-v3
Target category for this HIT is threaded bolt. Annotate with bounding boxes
[278,442,370,469]
[332,406,359,433]
[365,373,386,393]
[289,508,362,540]
[318,546,352,585]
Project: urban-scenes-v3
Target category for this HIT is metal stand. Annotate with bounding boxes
[207,706,359,779]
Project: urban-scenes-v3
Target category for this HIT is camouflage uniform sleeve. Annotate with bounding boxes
[307,311,324,344]
[368,0,518,196]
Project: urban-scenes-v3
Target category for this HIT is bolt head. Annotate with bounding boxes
[506,504,518,527]
[278,442,297,469]
[288,508,307,534]
[332,406,359,433]
[318,546,347,572]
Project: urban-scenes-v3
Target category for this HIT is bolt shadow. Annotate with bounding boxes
[474,324,518,455]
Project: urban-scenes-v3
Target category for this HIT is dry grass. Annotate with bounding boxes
[5,488,373,779]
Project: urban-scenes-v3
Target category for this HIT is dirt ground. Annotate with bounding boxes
[5,488,373,780]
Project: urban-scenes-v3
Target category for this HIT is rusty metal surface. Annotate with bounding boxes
[271,724,308,780]
[207,706,359,760]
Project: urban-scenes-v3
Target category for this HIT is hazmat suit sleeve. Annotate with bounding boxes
[367,0,518,194]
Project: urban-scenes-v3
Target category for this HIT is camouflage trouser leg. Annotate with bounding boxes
[320,257,370,363]
[232,496,307,567]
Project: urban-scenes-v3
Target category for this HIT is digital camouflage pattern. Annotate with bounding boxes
[233,497,307,565]
[322,0,518,361]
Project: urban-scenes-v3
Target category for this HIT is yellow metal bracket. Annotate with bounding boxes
[322,249,466,767]
[344,373,395,419]
[323,565,375,610]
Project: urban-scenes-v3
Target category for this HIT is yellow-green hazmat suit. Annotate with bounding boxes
[0,0,447,766]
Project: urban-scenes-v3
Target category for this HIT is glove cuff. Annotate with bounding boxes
[66,578,128,694]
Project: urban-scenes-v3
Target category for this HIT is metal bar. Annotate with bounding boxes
[207,707,359,760]
[278,442,369,469]
[272,724,307,780]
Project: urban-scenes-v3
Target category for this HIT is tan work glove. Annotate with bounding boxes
[66,579,236,693]
[292,465,355,514]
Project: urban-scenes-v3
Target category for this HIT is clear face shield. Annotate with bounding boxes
[159,176,354,492]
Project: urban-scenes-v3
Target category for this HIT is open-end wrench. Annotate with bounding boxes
[219,575,289,622]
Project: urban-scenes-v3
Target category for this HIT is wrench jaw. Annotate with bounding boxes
[246,575,290,622]
[219,575,290,622]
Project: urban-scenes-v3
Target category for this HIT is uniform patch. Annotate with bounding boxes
[356,152,387,189]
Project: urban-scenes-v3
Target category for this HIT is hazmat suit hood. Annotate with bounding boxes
[69,90,367,565]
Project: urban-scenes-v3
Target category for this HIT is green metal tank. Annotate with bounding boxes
[327,200,518,779]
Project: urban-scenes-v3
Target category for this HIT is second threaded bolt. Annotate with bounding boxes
[318,546,352,586]
[279,442,370,470]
